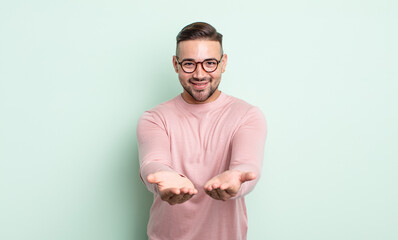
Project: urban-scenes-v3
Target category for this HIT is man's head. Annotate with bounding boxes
[173,22,227,104]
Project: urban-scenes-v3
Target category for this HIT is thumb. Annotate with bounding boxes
[240,172,256,183]
[147,173,159,184]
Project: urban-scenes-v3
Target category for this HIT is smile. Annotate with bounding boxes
[190,81,209,90]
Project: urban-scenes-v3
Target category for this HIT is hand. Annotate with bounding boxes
[147,171,198,205]
[204,170,256,201]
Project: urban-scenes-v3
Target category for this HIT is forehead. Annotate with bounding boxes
[177,40,222,59]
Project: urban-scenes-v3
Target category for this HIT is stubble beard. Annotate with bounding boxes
[183,77,220,102]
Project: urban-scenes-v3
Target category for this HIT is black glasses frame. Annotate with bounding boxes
[176,55,224,73]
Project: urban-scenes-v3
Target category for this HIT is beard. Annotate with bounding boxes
[182,77,220,102]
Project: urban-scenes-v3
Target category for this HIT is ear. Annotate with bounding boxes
[172,56,179,73]
[221,54,228,73]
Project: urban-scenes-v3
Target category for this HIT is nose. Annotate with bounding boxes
[192,62,207,79]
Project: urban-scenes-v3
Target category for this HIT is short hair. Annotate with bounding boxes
[176,22,223,56]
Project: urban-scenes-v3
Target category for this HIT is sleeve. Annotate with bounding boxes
[229,106,267,199]
[136,111,176,194]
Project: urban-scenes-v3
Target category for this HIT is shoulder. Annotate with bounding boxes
[223,94,265,118]
[221,94,267,134]
[137,96,180,126]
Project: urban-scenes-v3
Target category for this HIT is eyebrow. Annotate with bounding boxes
[180,57,218,62]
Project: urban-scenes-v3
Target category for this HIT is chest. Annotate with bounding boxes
[165,110,240,158]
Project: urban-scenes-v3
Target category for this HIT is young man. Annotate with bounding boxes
[137,22,267,240]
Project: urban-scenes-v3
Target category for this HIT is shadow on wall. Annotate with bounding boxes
[112,119,153,239]
[130,141,153,239]
[128,63,180,239]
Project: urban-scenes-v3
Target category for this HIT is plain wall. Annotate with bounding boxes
[1,0,397,239]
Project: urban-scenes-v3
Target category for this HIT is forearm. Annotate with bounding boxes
[137,111,175,194]
[229,107,267,198]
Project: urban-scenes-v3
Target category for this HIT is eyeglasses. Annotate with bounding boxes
[176,55,223,73]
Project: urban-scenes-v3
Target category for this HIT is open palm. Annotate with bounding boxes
[204,170,256,201]
[147,171,198,205]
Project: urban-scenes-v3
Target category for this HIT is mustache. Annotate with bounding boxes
[189,77,211,82]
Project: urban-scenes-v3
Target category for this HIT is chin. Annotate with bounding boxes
[192,91,211,102]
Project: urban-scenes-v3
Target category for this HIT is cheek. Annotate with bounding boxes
[210,73,222,82]
[178,74,190,83]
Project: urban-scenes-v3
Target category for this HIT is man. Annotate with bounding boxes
[137,22,267,240]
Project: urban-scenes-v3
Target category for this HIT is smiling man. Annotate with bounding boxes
[137,22,267,240]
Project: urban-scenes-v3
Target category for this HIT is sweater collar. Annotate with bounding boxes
[176,91,227,113]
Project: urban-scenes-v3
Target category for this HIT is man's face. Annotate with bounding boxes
[173,40,227,104]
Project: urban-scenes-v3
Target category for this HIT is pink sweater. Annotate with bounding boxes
[137,92,267,240]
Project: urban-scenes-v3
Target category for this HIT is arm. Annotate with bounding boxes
[137,111,197,204]
[204,107,267,200]
[229,106,267,198]
[137,111,174,194]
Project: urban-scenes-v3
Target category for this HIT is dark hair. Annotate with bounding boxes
[176,22,223,55]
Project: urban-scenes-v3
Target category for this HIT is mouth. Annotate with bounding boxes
[190,80,209,90]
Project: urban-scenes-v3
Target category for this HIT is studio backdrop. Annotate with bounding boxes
[1,1,397,239]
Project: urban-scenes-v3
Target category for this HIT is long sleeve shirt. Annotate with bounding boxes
[136,92,267,240]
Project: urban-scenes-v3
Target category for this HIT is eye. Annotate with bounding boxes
[205,60,217,66]
[182,61,195,67]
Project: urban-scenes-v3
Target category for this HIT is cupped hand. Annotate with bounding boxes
[147,171,198,205]
[204,170,256,201]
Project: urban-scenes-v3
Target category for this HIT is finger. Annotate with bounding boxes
[169,193,184,205]
[179,187,197,195]
[188,188,198,195]
[216,188,225,200]
[240,172,256,183]
[170,188,181,195]
[223,185,239,198]
[204,188,211,196]
[220,183,229,190]
[180,193,193,203]
[180,187,192,194]
[204,186,213,194]
[208,189,221,200]
[213,190,221,200]
[212,183,221,189]
[206,190,215,199]
[160,189,175,202]
[147,174,158,184]
[204,182,212,191]
[205,185,213,192]
[225,187,236,195]
[160,188,180,199]
[216,188,231,201]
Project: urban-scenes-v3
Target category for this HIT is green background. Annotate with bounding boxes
[1,0,397,239]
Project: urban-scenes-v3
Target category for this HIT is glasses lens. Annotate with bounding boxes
[181,60,196,73]
[203,60,218,72]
